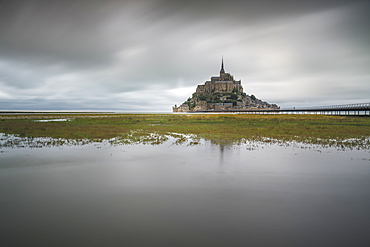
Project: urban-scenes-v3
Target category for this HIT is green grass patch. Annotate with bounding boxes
[1,113,369,148]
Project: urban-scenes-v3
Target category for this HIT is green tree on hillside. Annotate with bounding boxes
[230,94,238,100]
[199,94,207,101]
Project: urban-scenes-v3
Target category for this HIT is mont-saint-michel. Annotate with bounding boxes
[173,58,279,112]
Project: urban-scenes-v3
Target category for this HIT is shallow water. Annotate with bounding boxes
[0,136,370,247]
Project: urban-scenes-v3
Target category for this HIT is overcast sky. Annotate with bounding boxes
[0,0,369,111]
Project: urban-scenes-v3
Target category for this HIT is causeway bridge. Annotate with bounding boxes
[279,102,370,115]
[193,102,370,116]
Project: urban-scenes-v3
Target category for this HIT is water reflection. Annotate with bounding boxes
[0,132,369,151]
[0,133,93,148]
[34,118,70,122]
[0,131,201,149]
[111,130,201,146]
[0,132,369,246]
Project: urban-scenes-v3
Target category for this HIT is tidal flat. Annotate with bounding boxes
[1,113,370,148]
[1,114,370,246]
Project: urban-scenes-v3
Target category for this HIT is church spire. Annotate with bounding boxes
[220,56,225,74]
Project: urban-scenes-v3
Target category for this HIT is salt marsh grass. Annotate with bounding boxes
[1,113,369,148]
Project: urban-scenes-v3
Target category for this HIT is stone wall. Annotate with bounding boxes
[193,101,208,111]
[196,82,243,96]
[172,104,189,112]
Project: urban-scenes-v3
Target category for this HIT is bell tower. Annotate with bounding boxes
[220,56,225,75]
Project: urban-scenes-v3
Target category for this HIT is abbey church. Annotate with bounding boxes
[196,58,243,96]
[173,58,279,112]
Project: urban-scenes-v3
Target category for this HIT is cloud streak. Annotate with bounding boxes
[0,0,369,111]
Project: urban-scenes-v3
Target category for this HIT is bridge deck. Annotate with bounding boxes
[189,102,370,116]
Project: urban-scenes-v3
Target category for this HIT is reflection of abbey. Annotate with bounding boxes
[173,58,279,112]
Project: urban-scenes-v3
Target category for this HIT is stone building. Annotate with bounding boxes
[172,104,189,112]
[195,58,243,96]
[173,58,279,112]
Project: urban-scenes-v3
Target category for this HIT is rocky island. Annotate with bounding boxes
[173,58,279,112]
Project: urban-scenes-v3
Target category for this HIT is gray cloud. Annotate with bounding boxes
[0,0,369,111]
